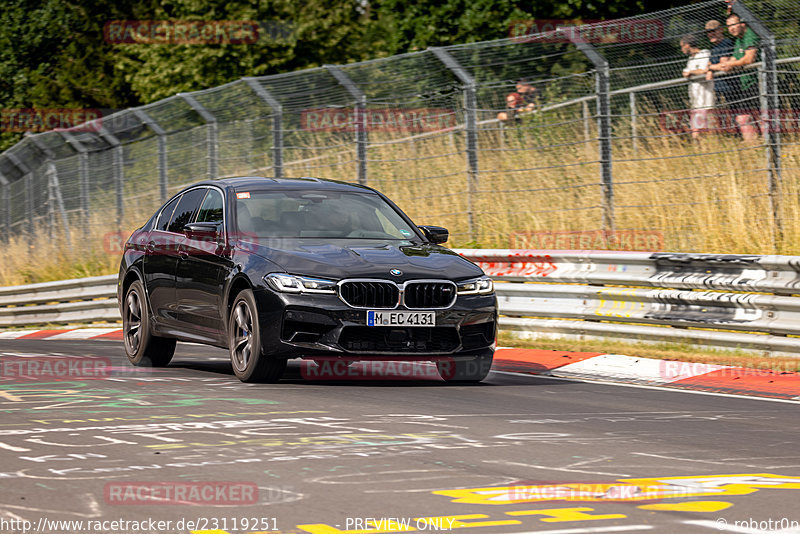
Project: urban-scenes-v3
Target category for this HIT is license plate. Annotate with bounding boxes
[367,310,435,327]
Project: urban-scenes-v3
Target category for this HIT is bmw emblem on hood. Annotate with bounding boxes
[390,269,403,276]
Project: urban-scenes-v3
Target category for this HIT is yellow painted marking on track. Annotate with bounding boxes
[637,501,733,512]
[506,507,627,522]
[432,474,800,505]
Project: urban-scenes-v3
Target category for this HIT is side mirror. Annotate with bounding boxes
[418,225,449,244]
[183,222,220,240]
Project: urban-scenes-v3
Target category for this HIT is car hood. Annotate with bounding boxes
[242,239,483,281]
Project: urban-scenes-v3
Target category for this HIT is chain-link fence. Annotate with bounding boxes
[1,0,799,254]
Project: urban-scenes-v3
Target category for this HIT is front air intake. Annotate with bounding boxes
[403,281,457,309]
[339,281,399,308]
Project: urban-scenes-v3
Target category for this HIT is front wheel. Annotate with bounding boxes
[436,351,493,383]
[229,289,286,383]
[123,280,175,367]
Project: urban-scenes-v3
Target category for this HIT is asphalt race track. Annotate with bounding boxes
[1,339,800,534]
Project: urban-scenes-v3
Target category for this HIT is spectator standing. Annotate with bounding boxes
[716,13,760,141]
[681,34,714,140]
[497,92,524,122]
[497,78,539,122]
[704,20,735,113]
[515,79,539,112]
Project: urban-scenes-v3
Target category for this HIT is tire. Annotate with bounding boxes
[436,351,493,383]
[123,280,176,367]
[229,289,287,383]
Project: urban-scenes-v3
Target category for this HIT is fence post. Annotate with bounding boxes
[733,2,782,247]
[134,110,168,202]
[97,126,125,230]
[46,166,55,238]
[27,135,72,248]
[563,31,614,231]
[58,131,90,234]
[324,65,368,186]
[582,100,591,142]
[26,174,34,233]
[0,173,9,241]
[244,78,283,179]
[6,154,35,235]
[630,92,638,155]
[47,163,72,249]
[179,93,218,180]
[429,47,479,243]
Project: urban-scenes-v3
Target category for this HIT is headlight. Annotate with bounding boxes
[457,276,494,295]
[265,273,337,294]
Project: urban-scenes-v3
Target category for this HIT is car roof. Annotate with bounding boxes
[193,176,377,193]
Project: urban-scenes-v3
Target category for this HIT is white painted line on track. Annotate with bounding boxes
[492,370,800,405]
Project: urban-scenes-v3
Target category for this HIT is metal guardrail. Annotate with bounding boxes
[0,274,118,327]
[4,250,800,356]
[456,249,800,357]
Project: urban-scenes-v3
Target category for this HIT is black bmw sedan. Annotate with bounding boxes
[117,177,496,383]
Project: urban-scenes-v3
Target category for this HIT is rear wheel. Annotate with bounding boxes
[123,280,175,367]
[436,351,493,383]
[229,289,286,383]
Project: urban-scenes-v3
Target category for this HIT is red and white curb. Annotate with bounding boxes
[493,348,800,401]
[1,329,799,400]
[0,328,122,340]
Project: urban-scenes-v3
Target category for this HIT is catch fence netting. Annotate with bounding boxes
[1,0,798,256]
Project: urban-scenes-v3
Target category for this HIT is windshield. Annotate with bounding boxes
[235,190,419,239]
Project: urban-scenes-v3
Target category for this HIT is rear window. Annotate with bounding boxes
[166,188,207,233]
[156,196,181,232]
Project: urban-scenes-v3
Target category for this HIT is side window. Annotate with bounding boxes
[196,189,224,224]
[157,196,182,232]
[167,188,207,233]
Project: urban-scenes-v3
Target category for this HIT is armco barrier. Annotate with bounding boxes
[4,251,800,356]
[455,250,800,356]
[0,274,118,327]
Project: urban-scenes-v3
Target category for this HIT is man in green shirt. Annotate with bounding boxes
[715,14,760,141]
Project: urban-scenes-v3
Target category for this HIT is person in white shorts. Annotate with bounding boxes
[681,34,714,140]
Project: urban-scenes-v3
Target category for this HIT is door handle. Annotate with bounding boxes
[178,250,189,258]
[146,241,155,252]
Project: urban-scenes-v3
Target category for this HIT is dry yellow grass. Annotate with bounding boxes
[3,112,798,285]
[279,114,800,253]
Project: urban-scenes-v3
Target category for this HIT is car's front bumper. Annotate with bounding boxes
[253,288,496,359]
